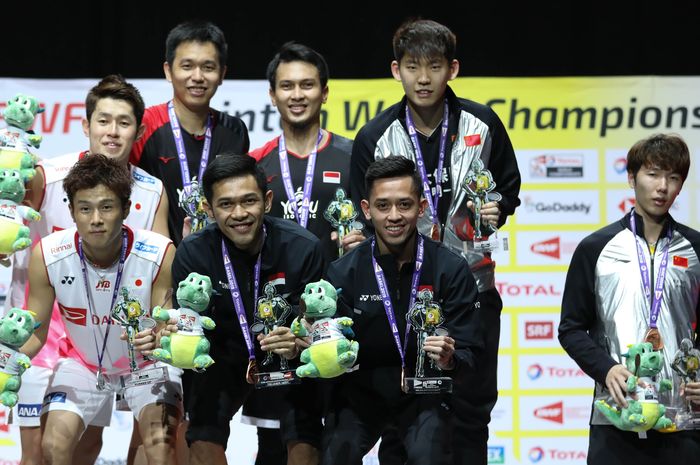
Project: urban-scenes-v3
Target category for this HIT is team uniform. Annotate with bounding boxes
[559,211,700,464]
[172,216,324,448]
[252,132,354,263]
[130,103,250,246]
[41,226,181,427]
[350,86,521,463]
[10,151,165,427]
[322,234,481,465]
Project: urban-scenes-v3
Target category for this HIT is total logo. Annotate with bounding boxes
[527,363,586,380]
[527,364,544,380]
[496,283,561,298]
[528,446,586,462]
[613,157,627,174]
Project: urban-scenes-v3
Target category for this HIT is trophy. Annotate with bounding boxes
[671,338,700,429]
[324,187,363,257]
[461,158,503,252]
[111,287,168,389]
[177,177,209,233]
[403,288,453,394]
[249,282,300,388]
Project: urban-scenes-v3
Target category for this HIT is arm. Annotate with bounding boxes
[19,243,54,358]
[349,128,374,218]
[22,164,45,212]
[151,188,170,238]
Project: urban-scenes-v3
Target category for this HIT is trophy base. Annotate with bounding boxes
[119,366,170,390]
[676,411,700,430]
[254,369,301,389]
[403,376,453,394]
[471,235,507,252]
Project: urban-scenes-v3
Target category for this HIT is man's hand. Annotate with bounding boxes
[331,229,366,253]
[424,335,456,370]
[681,381,700,405]
[605,364,633,407]
[259,326,299,360]
[123,317,178,356]
[466,200,501,229]
[182,216,193,239]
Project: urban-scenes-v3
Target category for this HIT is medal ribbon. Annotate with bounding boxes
[167,100,212,193]
[221,227,266,362]
[78,230,128,374]
[370,234,425,368]
[405,101,449,227]
[630,209,673,329]
[278,131,323,228]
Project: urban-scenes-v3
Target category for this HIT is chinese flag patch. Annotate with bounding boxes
[673,255,688,268]
[464,134,482,146]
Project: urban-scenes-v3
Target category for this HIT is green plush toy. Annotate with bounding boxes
[0,308,38,407]
[0,93,44,150]
[595,341,674,432]
[151,272,216,371]
[0,169,40,255]
[291,279,358,378]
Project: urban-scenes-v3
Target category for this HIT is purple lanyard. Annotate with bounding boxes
[78,230,128,371]
[370,234,425,368]
[221,227,265,362]
[167,100,212,192]
[405,101,449,225]
[278,131,323,228]
[630,209,673,329]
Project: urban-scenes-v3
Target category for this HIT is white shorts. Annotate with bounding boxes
[10,365,52,427]
[41,358,182,430]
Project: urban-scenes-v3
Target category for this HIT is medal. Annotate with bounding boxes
[430,224,440,241]
[96,369,106,391]
[644,328,664,350]
[246,359,258,385]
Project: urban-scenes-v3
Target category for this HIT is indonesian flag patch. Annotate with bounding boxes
[267,272,286,287]
[323,171,341,184]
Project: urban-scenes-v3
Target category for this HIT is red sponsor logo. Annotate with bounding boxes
[673,255,689,268]
[464,134,482,146]
[50,243,73,255]
[58,303,87,326]
[531,237,560,259]
[525,321,554,340]
[0,409,8,432]
[418,285,434,292]
[618,197,635,213]
[496,283,561,297]
[534,401,563,423]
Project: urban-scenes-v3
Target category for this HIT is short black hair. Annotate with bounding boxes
[392,18,456,63]
[365,156,422,199]
[64,153,133,209]
[165,20,228,68]
[202,153,267,202]
[85,74,145,127]
[627,133,690,181]
[266,41,329,89]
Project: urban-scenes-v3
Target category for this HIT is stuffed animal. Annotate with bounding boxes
[0,169,40,255]
[291,279,358,378]
[0,93,44,150]
[0,308,38,407]
[151,272,216,371]
[595,341,674,432]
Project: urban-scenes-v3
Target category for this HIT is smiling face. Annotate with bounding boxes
[164,40,226,113]
[83,97,144,166]
[205,174,272,253]
[628,163,683,223]
[391,54,458,113]
[269,60,328,130]
[70,184,129,257]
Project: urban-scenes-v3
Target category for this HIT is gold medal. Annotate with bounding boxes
[644,328,664,350]
[246,359,258,385]
[430,224,440,241]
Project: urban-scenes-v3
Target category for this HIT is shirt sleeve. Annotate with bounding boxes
[485,112,521,227]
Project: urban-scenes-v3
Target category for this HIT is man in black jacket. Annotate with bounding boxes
[323,156,481,465]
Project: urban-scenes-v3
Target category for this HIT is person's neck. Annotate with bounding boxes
[282,122,324,157]
[376,230,417,269]
[635,209,667,244]
[82,233,123,268]
[407,101,444,136]
[172,98,210,136]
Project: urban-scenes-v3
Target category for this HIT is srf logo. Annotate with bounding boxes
[525,321,554,340]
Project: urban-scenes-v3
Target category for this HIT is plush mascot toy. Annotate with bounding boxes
[151,272,216,371]
[0,308,38,407]
[595,341,674,432]
[291,279,359,378]
[0,169,40,255]
[0,94,42,180]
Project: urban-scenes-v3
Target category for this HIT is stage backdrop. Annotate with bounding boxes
[0,76,699,465]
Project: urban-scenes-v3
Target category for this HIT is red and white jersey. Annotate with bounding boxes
[41,226,171,375]
[34,151,163,237]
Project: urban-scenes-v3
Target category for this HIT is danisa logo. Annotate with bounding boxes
[525,321,554,340]
[534,401,564,423]
[613,157,627,174]
[487,446,505,464]
[528,447,545,463]
[527,364,544,380]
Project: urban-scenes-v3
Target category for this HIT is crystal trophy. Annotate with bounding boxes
[249,282,300,388]
[403,289,453,394]
[111,287,168,389]
[178,176,209,233]
[324,187,363,257]
[671,338,700,429]
[461,158,503,252]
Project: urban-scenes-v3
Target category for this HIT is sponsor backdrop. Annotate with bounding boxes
[1,76,699,464]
